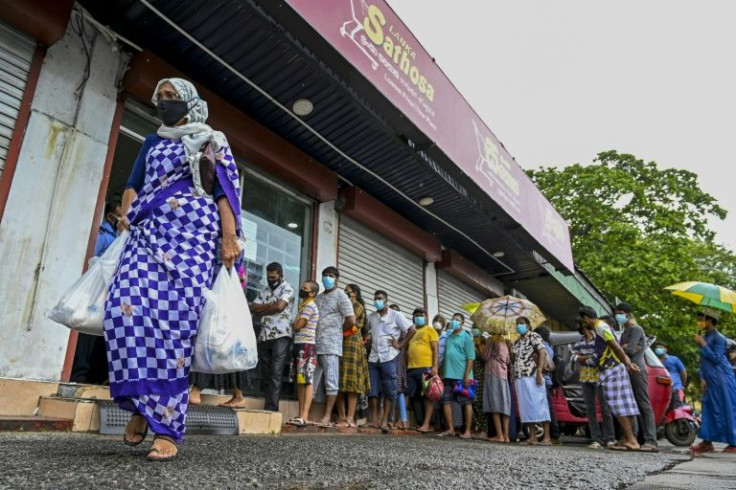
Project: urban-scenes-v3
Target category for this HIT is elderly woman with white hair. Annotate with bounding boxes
[105,78,242,460]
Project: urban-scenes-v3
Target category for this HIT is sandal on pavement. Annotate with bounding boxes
[459,433,472,440]
[123,414,149,447]
[286,417,307,426]
[147,435,178,461]
[690,442,715,454]
[610,443,639,451]
[639,444,660,453]
[381,424,390,433]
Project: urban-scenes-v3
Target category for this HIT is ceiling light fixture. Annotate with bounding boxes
[287,222,298,229]
[292,98,313,116]
[492,251,505,258]
[418,196,434,206]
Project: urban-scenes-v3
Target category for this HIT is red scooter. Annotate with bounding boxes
[662,400,700,446]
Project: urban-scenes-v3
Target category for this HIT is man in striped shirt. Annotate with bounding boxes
[571,318,615,449]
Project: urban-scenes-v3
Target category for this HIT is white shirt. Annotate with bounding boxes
[367,309,412,363]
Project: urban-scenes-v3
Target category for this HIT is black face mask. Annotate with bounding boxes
[298,289,310,299]
[157,98,193,126]
[267,279,281,290]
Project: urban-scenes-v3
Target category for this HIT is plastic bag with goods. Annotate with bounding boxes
[48,231,130,336]
[192,267,258,374]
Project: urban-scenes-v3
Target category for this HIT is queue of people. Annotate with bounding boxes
[88,75,735,465]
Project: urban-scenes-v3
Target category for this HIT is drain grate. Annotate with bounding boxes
[98,401,239,435]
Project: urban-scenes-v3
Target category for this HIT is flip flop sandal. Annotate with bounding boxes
[639,444,660,453]
[459,434,472,440]
[610,443,638,451]
[147,435,178,462]
[123,415,149,447]
[347,421,358,428]
[381,424,390,433]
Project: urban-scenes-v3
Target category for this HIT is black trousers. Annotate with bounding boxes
[70,333,108,384]
[258,337,291,411]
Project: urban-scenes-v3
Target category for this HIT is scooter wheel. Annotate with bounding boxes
[664,419,698,447]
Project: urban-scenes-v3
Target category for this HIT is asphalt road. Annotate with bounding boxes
[0,433,690,490]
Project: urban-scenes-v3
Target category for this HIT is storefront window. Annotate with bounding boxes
[239,171,313,399]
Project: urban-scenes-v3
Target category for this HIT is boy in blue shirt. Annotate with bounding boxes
[652,341,687,408]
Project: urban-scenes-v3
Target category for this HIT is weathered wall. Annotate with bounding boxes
[0,16,126,380]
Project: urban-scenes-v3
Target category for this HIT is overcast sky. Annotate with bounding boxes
[388,0,736,253]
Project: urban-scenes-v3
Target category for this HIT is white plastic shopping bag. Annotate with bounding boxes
[192,267,258,374]
[48,230,129,336]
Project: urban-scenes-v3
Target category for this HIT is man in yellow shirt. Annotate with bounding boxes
[406,307,440,432]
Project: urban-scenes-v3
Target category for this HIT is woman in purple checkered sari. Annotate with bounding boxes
[105,78,241,460]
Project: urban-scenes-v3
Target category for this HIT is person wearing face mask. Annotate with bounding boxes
[313,267,356,426]
[70,200,123,385]
[510,317,552,445]
[407,307,439,432]
[286,280,321,426]
[247,262,295,412]
[438,312,476,438]
[616,302,659,452]
[727,339,736,378]
[571,317,615,449]
[579,306,641,451]
[433,314,449,365]
[651,341,688,409]
[335,284,370,428]
[690,308,736,454]
[110,78,243,461]
[365,291,414,432]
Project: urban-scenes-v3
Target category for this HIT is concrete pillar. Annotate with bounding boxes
[314,200,338,278]
[0,15,128,380]
[425,261,439,319]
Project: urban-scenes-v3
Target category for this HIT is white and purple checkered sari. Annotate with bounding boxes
[104,136,240,442]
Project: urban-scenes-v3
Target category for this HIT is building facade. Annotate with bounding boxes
[0,1,610,390]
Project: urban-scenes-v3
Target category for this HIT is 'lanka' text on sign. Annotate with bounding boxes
[363,4,435,102]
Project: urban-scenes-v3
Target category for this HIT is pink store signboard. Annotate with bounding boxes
[285,0,574,272]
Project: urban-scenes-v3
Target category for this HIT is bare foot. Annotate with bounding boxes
[487,436,505,443]
[189,386,201,405]
[218,397,247,408]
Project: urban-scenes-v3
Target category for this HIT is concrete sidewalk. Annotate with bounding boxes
[628,446,736,490]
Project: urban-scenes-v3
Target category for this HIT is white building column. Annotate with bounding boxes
[0,15,128,380]
[425,261,439,318]
[314,200,339,280]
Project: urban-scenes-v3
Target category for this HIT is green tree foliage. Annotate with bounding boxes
[528,151,735,397]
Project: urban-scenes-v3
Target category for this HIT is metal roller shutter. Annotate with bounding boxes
[337,216,425,315]
[437,270,488,327]
[0,22,34,180]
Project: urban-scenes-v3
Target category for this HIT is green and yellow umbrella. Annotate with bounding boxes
[664,281,736,314]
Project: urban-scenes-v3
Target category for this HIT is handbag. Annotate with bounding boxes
[453,379,477,400]
[422,372,445,402]
[198,141,216,196]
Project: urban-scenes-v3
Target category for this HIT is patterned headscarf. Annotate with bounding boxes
[152,77,209,124]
